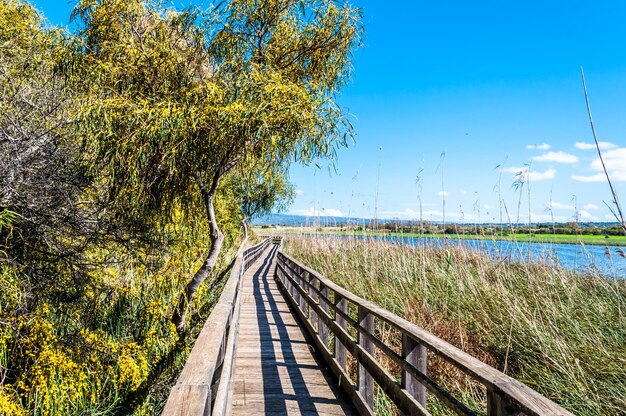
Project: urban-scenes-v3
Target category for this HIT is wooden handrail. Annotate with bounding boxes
[162,237,274,416]
[275,250,575,416]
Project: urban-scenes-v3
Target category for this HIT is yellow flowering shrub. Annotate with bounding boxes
[0,2,246,413]
[0,387,23,416]
[0,194,241,415]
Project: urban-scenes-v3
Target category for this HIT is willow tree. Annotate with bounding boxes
[73,0,361,330]
[231,162,295,239]
[0,0,110,299]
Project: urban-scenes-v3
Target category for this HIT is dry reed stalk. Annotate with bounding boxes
[581,67,626,235]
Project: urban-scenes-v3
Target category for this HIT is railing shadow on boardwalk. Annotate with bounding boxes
[163,236,575,416]
[249,243,353,415]
[162,238,274,416]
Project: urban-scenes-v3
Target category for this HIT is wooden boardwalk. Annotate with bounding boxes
[164,238,574,416]
[230,245,355,415]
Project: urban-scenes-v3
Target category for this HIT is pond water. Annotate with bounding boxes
[310,234,626,278]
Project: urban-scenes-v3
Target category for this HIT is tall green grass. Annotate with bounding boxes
[284,236,626,415]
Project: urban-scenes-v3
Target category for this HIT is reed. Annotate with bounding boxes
[284,235,626,415]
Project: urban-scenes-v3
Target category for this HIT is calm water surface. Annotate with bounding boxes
[310,234,626,278]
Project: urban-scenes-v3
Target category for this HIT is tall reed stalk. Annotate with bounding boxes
[285,236,626,416]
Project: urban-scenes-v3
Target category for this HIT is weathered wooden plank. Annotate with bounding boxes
[162,385,211,416]
[163,238,273,416]
[213,281,244,416]
[231,399,352,415]
[357,306,374,412]
[276,269,372,416]
[403,333,427,408]
[319,283,330,348]
[278,267,473,414]
[278,265,428,416]
[334,294,348,371]
[310,276,319,333]
[230,247,355,416]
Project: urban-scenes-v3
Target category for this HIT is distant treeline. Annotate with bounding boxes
[353,221,626,236]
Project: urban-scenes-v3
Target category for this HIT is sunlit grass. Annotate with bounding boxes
[258,226,626,246]
[284,235,626,416]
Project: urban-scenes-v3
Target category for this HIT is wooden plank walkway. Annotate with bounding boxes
[231,245,355,415]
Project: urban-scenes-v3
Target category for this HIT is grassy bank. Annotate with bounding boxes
[257,226,626,246]
[283,236,626,415]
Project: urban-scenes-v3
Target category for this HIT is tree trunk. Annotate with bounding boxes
[242,218,248,241]
[172,183,224,332]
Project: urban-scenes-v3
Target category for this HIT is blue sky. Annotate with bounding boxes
[35,0,626,223]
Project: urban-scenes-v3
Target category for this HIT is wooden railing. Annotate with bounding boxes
[163,237,273,416]
[275,250,574,416]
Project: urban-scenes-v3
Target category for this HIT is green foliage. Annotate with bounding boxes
[1,0,361,413]
[233,162,295,220]
[0,210,239,415]
[73,0,361,225]
[0,210,15,236]
[71,0,361,330]
[0,0,103,303]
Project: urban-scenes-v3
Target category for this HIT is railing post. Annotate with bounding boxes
[310,276,318,328]
[299,270,308,314]
[319,283,329,349]
[291,263,299,304]
[277,258,285,288]
[289,260,300,307]
[402,334,427,408]
[358,306,375,410]
[334,293,347,370]
[487,388,515,416]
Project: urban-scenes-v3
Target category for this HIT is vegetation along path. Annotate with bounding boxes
[165,238,575,416]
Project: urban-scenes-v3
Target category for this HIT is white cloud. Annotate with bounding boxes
[546,201,574,210]
[292,207,344,217]
[460,189,468,195]
[483,204,493,209]
[377,208,602,223]
[295,189,304,196]
[503,167,556,181]
[503,167,522,175]
[532,151,578,164]
[380,208,419,218]
[573,148,626,182]
[437,191,450,197]
[579,210,598,221]
[399,202,439,207]
[542,202,603,220]
[526,143,551,150]
[583,203,600,211]
[590,148,626,181]
[529,213,575,222]
[530,169,557,181]
[320,208,343,217]
[571,174,605,183]
[574,141,617,150]
[529,212,595,222]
